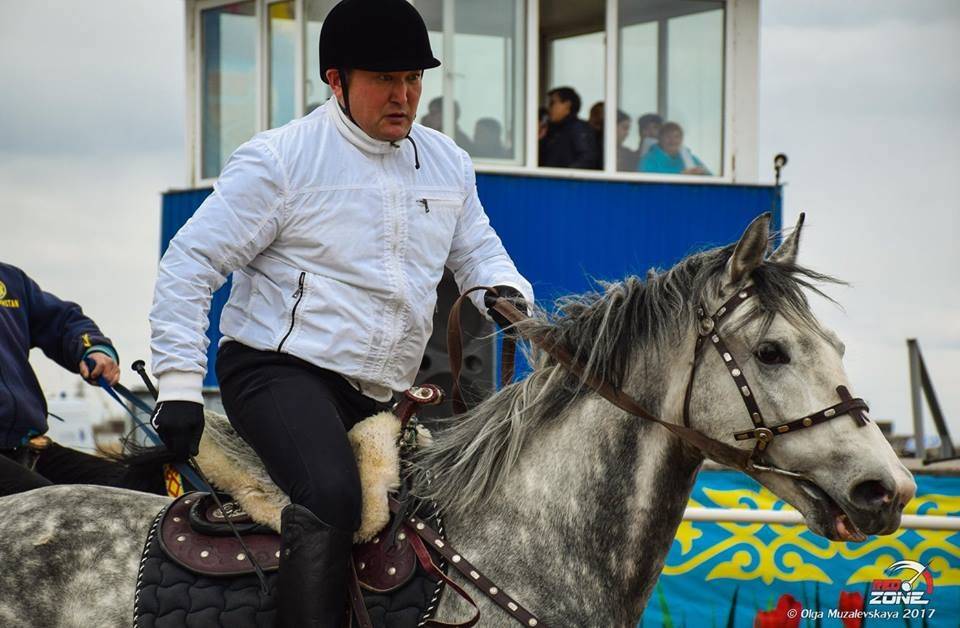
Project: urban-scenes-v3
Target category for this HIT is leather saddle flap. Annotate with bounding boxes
[159,493,281,577]
[353,524,417,593]
[159,492,422,591]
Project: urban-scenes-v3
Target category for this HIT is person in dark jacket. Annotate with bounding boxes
[0,261,125,497]
[538,86,600,169]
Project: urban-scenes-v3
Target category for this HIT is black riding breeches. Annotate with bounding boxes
[0,440,128,498]
[216,341,388,532]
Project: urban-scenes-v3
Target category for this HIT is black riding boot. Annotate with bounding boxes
[276,503,354,627]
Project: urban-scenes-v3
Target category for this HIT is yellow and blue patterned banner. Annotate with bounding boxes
[642,470,959,627]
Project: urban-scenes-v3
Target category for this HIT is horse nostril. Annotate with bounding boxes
[851,479,895,509]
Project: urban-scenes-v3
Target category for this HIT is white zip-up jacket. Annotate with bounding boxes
[150,98,533,403]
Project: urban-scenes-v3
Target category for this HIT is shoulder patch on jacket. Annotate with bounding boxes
[0,280,19,308]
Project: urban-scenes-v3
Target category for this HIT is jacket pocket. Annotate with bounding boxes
[277,271,307,351]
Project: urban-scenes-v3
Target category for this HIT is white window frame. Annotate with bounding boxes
[190,0,302,187]
[263,0,303,130]
[185,0,758,187]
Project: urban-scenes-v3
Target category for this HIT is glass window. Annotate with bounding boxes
[619,0,724,175]
[414,0,524,164]
[305,0,336,113]
[540,0,605,169]
[268,1,296,129]
[200,1,257,180]
[667,9,724,175]
[549,32,605,117]
[453,0,524,162]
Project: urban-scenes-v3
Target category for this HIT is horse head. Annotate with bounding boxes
[685,213,915,541]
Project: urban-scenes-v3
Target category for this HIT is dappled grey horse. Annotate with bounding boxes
[0,214,915,627]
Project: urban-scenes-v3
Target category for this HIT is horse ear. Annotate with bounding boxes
[769,212,805,266]
[724,212,771,287]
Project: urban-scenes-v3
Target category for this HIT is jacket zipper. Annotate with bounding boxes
[277,272,306,351]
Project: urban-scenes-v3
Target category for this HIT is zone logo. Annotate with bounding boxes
[869,560,934,606]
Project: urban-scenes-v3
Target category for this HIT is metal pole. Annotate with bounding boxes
[918,346,956,460]
[908,339,925,459]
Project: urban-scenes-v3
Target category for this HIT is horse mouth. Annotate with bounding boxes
[797,478,867,542]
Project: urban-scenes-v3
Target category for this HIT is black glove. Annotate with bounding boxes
[484,285,527,330]
[151,400,205,461]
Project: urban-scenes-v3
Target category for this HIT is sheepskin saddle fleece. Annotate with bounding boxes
[194,409,430,543]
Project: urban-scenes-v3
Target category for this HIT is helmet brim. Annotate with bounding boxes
[321,58,441,84]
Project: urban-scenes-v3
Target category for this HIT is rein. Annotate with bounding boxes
[448,286,871,479]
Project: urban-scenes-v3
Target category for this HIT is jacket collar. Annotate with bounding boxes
[327,97,400,156]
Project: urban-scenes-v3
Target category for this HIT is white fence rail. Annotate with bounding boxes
[683,508,960,531]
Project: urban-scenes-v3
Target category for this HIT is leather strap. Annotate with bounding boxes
[449,286,519,414]
[486,297,756,472]
[448,287,490,414]
[389,497,546,627]
[734,385,869,442]
[481,289,868,474]
[408,534,481,627]
[348,560,374,628]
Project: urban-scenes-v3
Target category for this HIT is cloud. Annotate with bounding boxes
[0,2,185,157]
[762,0,960,30]
[1,150,181,398]
[759,0,960,436]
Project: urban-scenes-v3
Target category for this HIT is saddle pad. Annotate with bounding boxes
[135,503,447,628]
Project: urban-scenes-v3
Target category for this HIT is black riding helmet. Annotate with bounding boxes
[319,0,441,84]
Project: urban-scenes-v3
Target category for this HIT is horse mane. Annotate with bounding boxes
[407,238,841,517]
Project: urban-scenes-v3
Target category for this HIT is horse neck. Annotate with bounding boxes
[442,335,704,625]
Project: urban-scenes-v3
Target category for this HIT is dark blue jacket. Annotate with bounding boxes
[0,262,115,448]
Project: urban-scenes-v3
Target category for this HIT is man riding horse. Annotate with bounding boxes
[0,261,127,497]
[147,0,533,625]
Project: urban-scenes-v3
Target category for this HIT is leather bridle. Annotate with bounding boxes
[450,285,872,481]
[679,285,871,477]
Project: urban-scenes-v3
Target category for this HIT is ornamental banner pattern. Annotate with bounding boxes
[641,471,959,627]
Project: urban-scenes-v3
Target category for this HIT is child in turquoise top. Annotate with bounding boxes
[638,122,711,175]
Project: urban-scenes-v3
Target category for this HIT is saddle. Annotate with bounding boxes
[134,385,460,628]
[156,491,429,590]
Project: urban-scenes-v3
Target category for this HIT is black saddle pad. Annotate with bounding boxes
[134,502,447,628]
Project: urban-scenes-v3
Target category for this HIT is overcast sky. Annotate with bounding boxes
[1,1,957,442]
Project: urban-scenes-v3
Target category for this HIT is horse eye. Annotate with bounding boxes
[755,341,790,365]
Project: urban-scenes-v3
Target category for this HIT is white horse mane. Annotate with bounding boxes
[407,239,841,517]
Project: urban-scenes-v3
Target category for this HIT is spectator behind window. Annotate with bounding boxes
[638,113,663,159]
[419,97,473,153]
[588,101,605,164]
[538,86,600,169]
[638,121,710,175]
[473,118,509,159]
[616,110,639,171]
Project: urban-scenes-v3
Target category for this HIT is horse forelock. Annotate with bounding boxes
[408,238,843,517]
